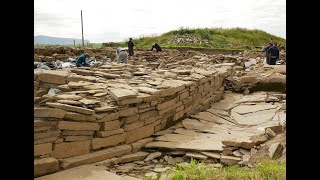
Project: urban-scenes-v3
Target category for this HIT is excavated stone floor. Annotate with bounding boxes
[35,48,286,180]
[37,91,285,180]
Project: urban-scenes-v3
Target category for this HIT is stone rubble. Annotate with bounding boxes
[34,47,286,179]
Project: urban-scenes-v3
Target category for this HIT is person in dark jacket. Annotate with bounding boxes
[268,43,280,65]
[76,53,90,67]
[150,43,162,52]
[263,43,273,65]
[128,38,134,56]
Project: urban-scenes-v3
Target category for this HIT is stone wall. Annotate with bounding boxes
[34,62,235,177]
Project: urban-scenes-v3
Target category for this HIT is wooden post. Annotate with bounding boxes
[81,10,84,47]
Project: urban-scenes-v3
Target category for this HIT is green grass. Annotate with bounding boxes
[130,27,286,50]
[159,158,286,180]
[35,27,286,51]
[168,159,216,180]
[142,173,161,180]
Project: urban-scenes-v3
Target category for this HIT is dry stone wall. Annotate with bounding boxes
[34,62,235,177]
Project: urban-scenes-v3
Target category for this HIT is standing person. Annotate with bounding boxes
[128,38,134,56]
[268,42,280,65]
[116,47,128,64]
[263,43,273,65]
[150,43,162,52]
[76,53,90,67]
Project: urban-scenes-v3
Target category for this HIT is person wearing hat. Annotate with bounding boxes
[76,53,90,67]
[116,47,128,64]
[150,42,162,52]
[128,38,135,56]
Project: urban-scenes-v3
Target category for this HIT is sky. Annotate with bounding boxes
[34,0,286,43]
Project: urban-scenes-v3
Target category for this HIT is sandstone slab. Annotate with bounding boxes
[61,145,132,169]
[58,121,100,131]
[47,102,95,115]
[34,158,59,177]
[34,107,66,119]
[92,133,126,150]
[52,140,91,159]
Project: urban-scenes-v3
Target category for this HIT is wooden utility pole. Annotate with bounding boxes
[81,10,84,47]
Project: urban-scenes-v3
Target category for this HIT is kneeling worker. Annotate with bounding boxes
[150,43,162,52]
[76,53,90,67]
[116,47,128,64]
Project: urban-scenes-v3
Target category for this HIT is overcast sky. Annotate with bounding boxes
[34,0,286,43]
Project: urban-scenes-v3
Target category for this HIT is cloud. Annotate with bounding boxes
[34,0,286,42]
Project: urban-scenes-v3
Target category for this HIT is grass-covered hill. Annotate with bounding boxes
[126,27,286,50]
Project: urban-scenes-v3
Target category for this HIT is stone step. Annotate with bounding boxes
[35,164,139,180]
[60,145,132,169]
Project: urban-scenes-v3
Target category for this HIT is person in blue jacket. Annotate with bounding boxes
[267,43,280,65]
[76,53,90,67]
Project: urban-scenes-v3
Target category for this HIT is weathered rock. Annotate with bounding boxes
[57,100,83,106]
[239,148,250,156]
[119,152,150,163]
[119,107,138,117]
[144,152,162,161]
[102,120,120,131]
[232,104,277,115]
[34,107,66,118]
[232,150,242,157]
[269,143,284,159]
[64,112,96,122]
[34,130,60,141]
[123,120,144,131]
[61,130,94,136]
[34,158,59,177]
[185,152,207,160]
[47,102,95,115]
[250,148,258,156]
[94,105,117,113]
[97,112,119,122]
[109,89,137,101]
[144,172,158,179]
[68,74,97,82]
[52,140,91,159]
[65,136,93,142]
[265,128,276,139]
[201,152,221,159]
[79,98,100,105]
[191,112,234,125]
[167,156,176,165]
[174,157,185,163]
[38,70,69,85]
[126,123,155,143]
[222,138,255,149]
[55,94,83,100]
[96,129,124,138]
[153,167,171,173]
[116,163,136,173]
[138,87,160,95]
[94,92,108,97]
[220,155,242,165]
[238,155,251,165]
[34,143,52,157]
[92,133,127,150]
[35,164,139,180]
[58,121,100,131]
[131,137,154,152]
[61,145,132,169]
